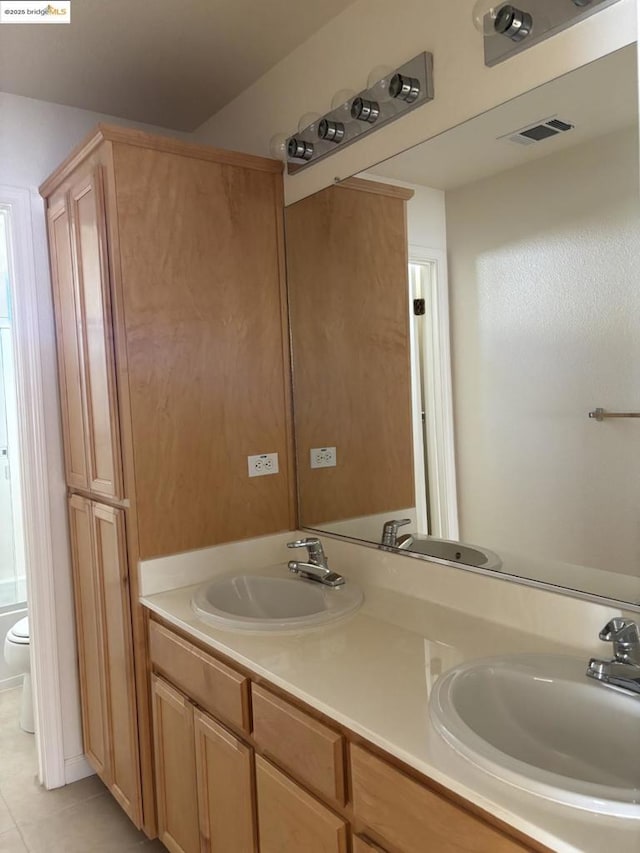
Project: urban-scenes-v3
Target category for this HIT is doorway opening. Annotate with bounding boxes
[408,249,459,541]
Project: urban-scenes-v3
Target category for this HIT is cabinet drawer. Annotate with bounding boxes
[350,745,529,853]
[149,621,250,732]
[256,756,348,853]
[251,684,345,804]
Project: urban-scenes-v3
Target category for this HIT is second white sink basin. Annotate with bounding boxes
[192,571,363,633]
[430,654,640,817]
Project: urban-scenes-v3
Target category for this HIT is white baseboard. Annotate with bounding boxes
[63,754,95,786]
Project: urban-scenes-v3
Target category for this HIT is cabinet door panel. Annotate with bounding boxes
[71,169,123,499]
[49,199,89,490]
[194,709,256,853]
[92,503,140,824]
[256,756,348,853]
[67,495,108,778]
[151,676,200,853]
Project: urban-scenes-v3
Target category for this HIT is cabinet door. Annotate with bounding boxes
[67,495,108,778]
[151,676,200,853]
[49,198,89,490]
[256,756,348,853]
[70,169,123,499]
[92,503,140,824]
[194,709,256,853]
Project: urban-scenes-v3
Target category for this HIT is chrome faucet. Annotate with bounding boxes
[287,538,345,587]
[586,618,640,695]
[381,518,413,549]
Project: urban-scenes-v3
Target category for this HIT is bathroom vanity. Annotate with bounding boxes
[140,549,640,853]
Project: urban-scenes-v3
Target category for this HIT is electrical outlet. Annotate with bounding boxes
[310,447,337,469]
[248,452,279,477]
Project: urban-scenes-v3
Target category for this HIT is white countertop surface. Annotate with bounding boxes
[141,562,640,853]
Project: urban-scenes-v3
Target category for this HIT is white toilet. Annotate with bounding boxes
[3,616,34,733]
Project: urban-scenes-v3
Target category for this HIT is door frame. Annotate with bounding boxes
[1,185,67,788]
[408,245,459,540]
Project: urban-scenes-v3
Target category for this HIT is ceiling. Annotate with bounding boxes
[368,45,638,191]
[0,0,355,131]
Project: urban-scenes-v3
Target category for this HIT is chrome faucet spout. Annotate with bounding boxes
[286,537,346,587]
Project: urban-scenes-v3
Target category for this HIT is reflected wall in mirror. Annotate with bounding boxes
[285,44,640,607]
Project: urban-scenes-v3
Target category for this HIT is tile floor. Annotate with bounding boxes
[0,688,164,852]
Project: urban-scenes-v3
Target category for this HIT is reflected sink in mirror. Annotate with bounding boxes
[192,570,363,633]
[429,655,640,818]
[398,535,502,571]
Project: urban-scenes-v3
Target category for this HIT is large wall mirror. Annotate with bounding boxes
[285,44,640,609]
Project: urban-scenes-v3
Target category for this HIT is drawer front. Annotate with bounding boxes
[350,745,529,853]
[252,684,346,804]
[149,621,250,732]
[256,756,348,853]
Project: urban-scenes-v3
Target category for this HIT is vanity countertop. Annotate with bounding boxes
[141,565,639,853]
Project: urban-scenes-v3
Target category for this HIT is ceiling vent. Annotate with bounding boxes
[499,116,575,146]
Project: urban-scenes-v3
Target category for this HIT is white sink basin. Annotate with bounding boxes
[192,571,363,633]
[430,655,640,817]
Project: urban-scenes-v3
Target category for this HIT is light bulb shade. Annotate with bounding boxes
[351,97,380,123]
[331,89,356,114]
[318,119,345,143]
[268,133,288,162]
[298,112,321,134]
[367,65,393,90]
[287,138,314,161]
[389,73,420,104]
[472,1,504,35]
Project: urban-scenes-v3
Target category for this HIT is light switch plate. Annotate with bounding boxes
[310,447,337,469]
[248,453,279,477]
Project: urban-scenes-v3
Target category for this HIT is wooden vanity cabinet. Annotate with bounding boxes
[151,674,257,853]
[148,620,545,853]
[42,125,294,836]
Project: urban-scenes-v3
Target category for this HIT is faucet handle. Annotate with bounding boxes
[286,537,327,567]
[599,618,640,663]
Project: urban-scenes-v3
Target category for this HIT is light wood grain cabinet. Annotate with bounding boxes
[255,756,348,853]
[194,709,256,853]
[67,495,140,824]
[350,744,530,853]
[151,676,257,853]
[151,676,200,853]
[148,621,546,853]
[43,125,294,836]
[49,168,123,499]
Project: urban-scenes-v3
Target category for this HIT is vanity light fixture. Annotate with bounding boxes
[473,0,623,66]
[282,51,434,172]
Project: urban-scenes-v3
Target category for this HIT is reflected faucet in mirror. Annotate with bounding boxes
[381,518,413,549]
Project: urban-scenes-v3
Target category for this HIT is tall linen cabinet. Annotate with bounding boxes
[40,125,295,835]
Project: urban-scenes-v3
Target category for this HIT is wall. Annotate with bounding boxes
[193,0,636,204]
[445,127,640,581]
[0,93,189,779]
